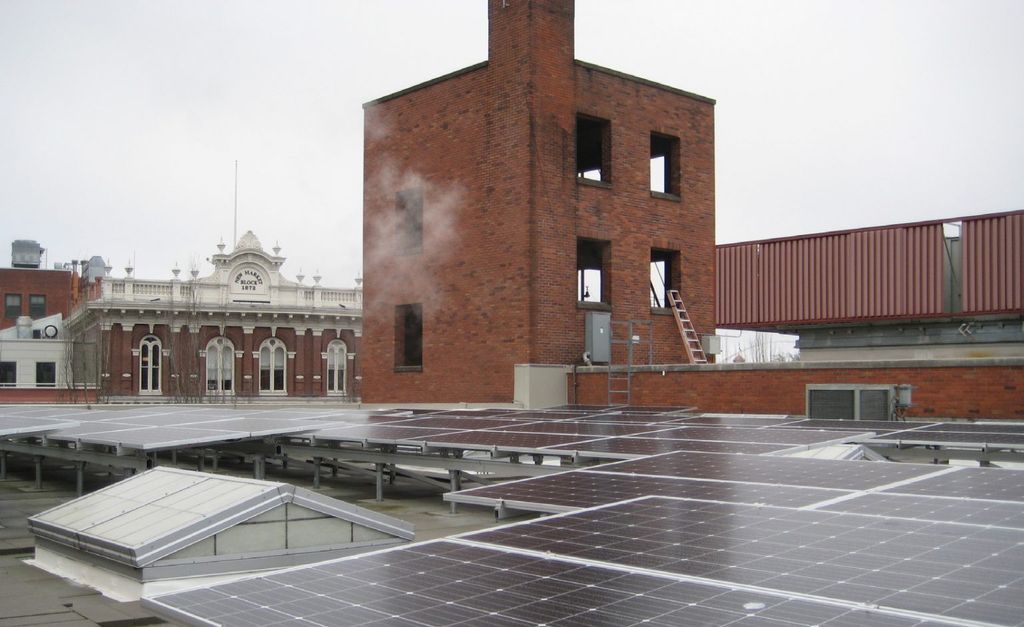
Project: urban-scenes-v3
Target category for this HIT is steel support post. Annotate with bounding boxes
[253,455,265,480]
[0,451,7,480]
[197,452,206,472]
[171,449,178,466]
[375,462,385,502]
[532,454,544,465]
[211,453,219,471]
[75,461,86,497]
[449,469,462,514]
[34,455,43,490]
[313,456,323,489]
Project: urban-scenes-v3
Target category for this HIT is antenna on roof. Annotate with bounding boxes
[233,160,239,248]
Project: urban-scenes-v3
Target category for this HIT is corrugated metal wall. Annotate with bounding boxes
[717,211,1022,328]
[962,212,1023,313]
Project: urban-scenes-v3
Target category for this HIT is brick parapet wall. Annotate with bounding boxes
[570,358,1024,420]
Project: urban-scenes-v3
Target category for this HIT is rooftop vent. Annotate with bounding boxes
[12,240,44,269]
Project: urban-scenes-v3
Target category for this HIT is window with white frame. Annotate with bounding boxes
[326,339,347,395]
[259,337,286,393]
[139,335,161,394]
[205,337,234,393]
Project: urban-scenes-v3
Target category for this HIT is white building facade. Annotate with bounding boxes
[65,232,362,401]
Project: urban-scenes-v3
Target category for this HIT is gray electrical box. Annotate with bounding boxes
[584,311,611,363]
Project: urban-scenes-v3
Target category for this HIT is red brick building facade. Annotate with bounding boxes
[362,0,715,403]
[1,268,77,331]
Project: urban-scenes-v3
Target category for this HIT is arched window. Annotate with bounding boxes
[259,338,286,394]
[326,340,347,395]
[205,337,234,394]
[139,335,161,394]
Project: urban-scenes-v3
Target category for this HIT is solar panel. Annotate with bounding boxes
[779,419,931,433]
[311,424,465,444]
[492,421,660,436]
[594,450,946,491]
[881,466,1024,501]
[869,430,1024,448]
[818,492,1024,530]
[466,497,1024,626]
[632,426,870,446]
[445,469,846,512]
[675,415,798,427]
[147,539,927,627]
[0,415,79,437]
[407,430,595,452]
[397,416,523,429]
[546,437,790,457]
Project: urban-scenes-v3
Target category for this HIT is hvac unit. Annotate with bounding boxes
[806,384,901,420]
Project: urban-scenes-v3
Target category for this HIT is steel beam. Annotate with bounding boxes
[276,444,565,477]
[0,442,149,472]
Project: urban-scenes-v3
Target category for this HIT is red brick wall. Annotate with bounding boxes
[571,363,1024,420]
[0,269,74,330]
[362,0,715,403]
[0,388,98,404]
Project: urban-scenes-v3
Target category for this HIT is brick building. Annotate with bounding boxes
[63,232,363,402]
[362,0,715,403]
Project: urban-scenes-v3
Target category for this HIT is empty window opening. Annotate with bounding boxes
[396,188,423,253]
[577,238,611,303]
[29,294,46,318]
[4,294,21,319]
[395,304,423,370]
[35,362,56,387]
[650,133,679,195]
[576,115,611,182]
[650,249,678,307]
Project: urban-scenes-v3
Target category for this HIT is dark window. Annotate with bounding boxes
[650,249,678,308]
[650,133,680,195]
[395,304,423,370]
[4,294,21,319]
[29,294,46,318]
[0,362,15,386]
[396,188,423,253]
[576,115,611,182]
[35,362,56,387]
[577,238,611,303]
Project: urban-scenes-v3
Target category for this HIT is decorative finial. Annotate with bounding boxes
[273,241,281,255]
[217,238,226,253]
[313,269,322,286]
[172,263,181,279]
[296,268,305,284]
[104,259,113,276]
[190,268,199,279]
[125,263,134,278]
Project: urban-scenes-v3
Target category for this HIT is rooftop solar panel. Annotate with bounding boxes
[0,415,80,437]
[408,430,595,452]
[880,466,1024,501]
[869,430,1024,448]
[634,426,870,446]
[492,421,660,436]
[915,422,1024,434]
[467,497,1024,626]
[818,492,1024,530]
[310,424,465,444]
[675,415,798,427]
[147,539,930,627]
[397,416,523,430]
[546,436,790,458]
[595,450,947,491]
[777,419,929,433]
[445,470,846,512]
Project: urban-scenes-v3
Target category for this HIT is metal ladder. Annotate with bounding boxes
[667,290,707,365]
[607,320,653,406]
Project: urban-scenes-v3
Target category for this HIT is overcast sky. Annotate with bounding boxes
[2,0,1022,291]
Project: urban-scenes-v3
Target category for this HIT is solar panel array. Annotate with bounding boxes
[133,406,1024,626]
